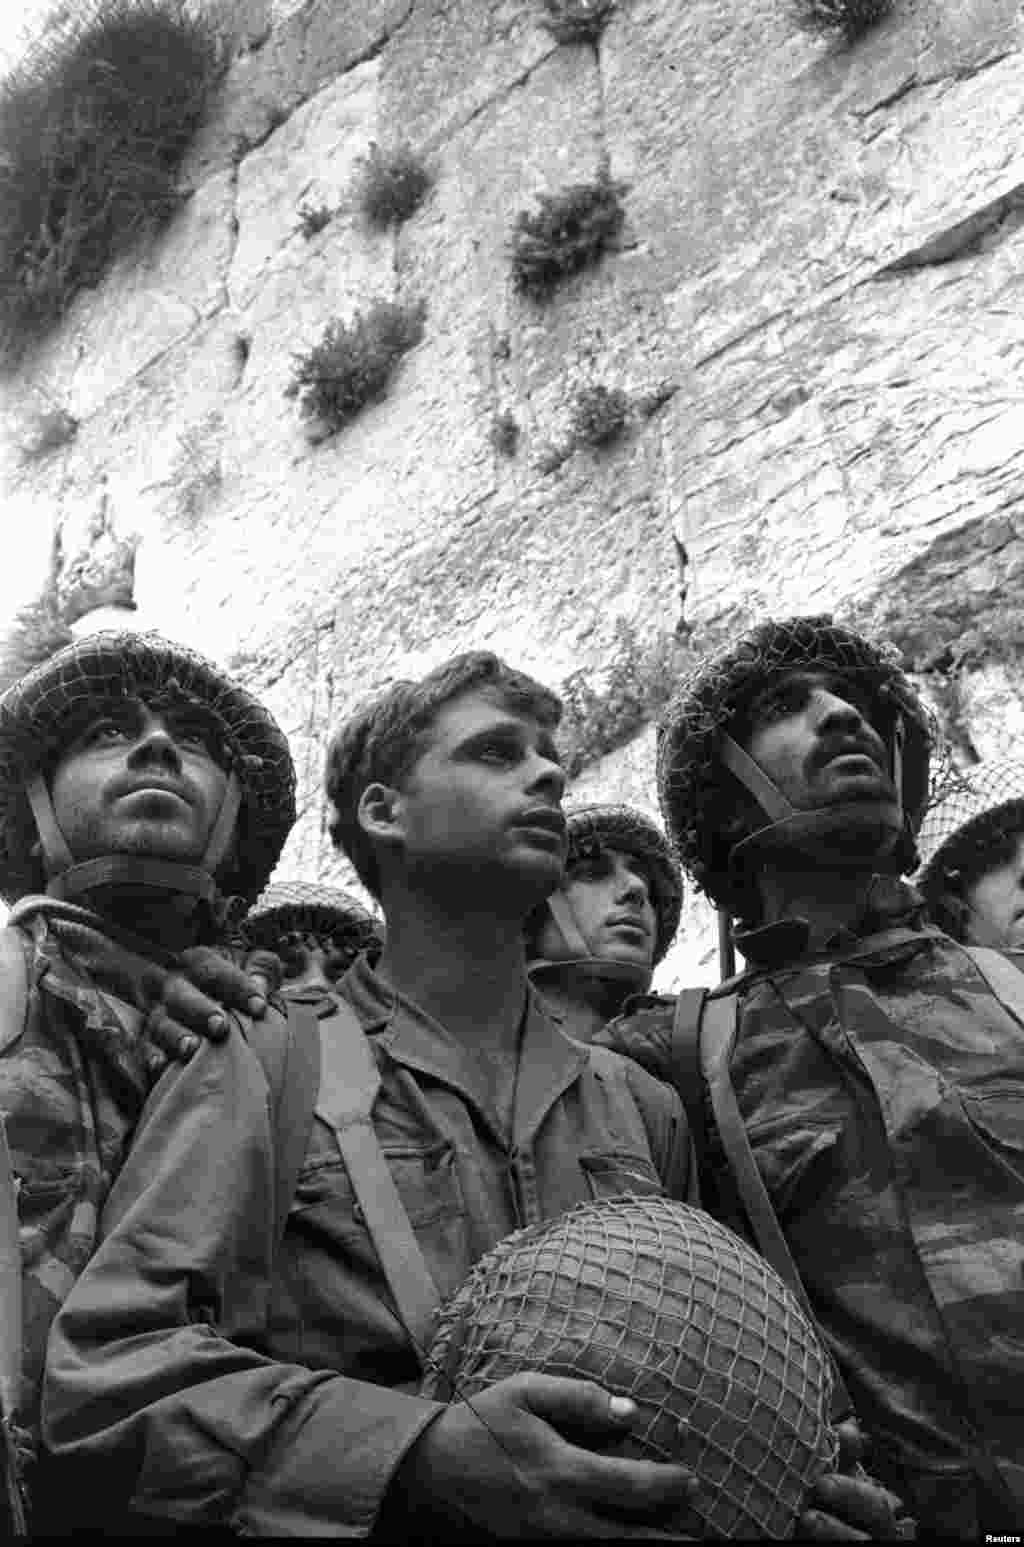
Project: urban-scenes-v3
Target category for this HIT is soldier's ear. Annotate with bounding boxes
[357,783,404,845]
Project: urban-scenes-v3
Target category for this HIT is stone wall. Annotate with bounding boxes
[3,0,1023,985]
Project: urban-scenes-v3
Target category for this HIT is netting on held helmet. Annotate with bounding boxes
[0,631,296,904]
[915,756,1024,889]
[422,1195,838,1540]
[656,615,935,910]
[563,803,683,964]
[240,879,383,961]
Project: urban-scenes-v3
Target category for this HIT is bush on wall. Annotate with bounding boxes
[287,298,427,439]
[511,176,625,299]
[794,0,892,42]
[0,0,221,357]
[541,0,617,45]
[357,143,432,229]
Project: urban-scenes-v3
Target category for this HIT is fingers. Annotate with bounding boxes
[159,975,231,1044]
[240,949,283,1004]
[833,1417,869,1470]
[798,1505,870,1541]
[806,1473,908,1540]
[143,1005,198,1067]
[571,1448,701,1528]
[179,946,270,1019]
[517,1374,640,1439]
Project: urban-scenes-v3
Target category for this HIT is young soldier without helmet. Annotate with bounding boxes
[599,613,1024,1540]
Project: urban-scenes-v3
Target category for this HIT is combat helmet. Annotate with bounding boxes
[0,631,296,912]
[240,879,383,970]
[914,756,1024,939]
[529,803,682,997]
[657,615,933,913]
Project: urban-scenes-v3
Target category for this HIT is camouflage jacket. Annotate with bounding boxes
[0,913,252,1525]
[598,887,1024,1539]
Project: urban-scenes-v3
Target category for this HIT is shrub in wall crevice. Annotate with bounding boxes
[0,0,222,358]
[558,621,693,778]
[287,298,427,441]
[511,176,626,300]
[357,143,432,229]
[794,0,892,43]
[541,0,617,45]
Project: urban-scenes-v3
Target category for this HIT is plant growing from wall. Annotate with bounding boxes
[0,0,222,357]
[490,411,520,457]
[511,176,625,299]
[793,0,892,43]
[567,383,628,448]
[357,143,432,229]
[297,202,334,240]
[558,621,691,777]
[19,404,79,462]
[0,592,74,694]
[287,298,427,438]
[541,0,616,44]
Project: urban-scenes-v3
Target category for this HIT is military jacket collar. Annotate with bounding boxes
[341,953,587,1147]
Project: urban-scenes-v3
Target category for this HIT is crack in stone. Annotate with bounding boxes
[875,184,1024,274]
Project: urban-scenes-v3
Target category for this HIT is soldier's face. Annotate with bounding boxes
[740,670,895,811]
[537,846,657,969]
[390,687,568,903]
[50,698,228,866]
[963,834,1024,949]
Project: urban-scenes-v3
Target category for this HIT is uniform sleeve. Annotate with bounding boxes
[595,1002,678,1084]
[42,1026,445,1536]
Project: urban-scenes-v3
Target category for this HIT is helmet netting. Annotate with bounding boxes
[422,1196,838,1539]
[656,616,935,909]
[0,632,296,904]
[564,803,683,963]
[915,756,1024,889]
[240,879,382,957]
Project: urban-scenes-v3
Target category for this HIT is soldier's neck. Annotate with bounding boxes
[754,862,899,949]
[376,888,531,1056]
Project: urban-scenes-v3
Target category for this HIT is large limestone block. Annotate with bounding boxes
[669,214,1024,635]
[380,0,554,153]
[183,0,413,186]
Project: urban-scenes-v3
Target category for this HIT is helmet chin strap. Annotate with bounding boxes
[720,734,906,869]
[531,891,652,992]
[26,771,241,908]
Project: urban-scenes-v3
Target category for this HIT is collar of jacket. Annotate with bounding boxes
[338,952,588,1146]
[735,875,929,971]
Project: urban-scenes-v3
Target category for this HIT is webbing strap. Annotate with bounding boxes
[671,988,708,1169]
[700,993,854,1424]
[316,1001,440,1359]
[0,930,28,1536]
[545,892,591,960]
[246,1004,321,1254]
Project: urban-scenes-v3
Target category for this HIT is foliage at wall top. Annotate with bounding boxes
[568,384,629,449]
[358,143,432,229]
[511,176,626,300]
[0,0,221,359]
[287,298,427,442]
[794,0,892,43]
[541,0,617,44]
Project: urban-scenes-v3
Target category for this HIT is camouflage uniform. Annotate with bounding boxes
[0,632,295,1526]
[599,617,1024,1539]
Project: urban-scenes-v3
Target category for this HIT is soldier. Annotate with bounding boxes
[526,803,682,1041]
[598,614,1024,1539]
[0,630,296,1532]
[42,648,898,1539]
[238,879,383,1011]
[914,756,1024,948]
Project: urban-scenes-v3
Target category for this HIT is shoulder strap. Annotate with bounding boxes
[700,992,854,1424]
[964,946,1024,1030]
[246,1004,321,1252]
[0,930,29,1536]
[671,988,709,1169]
[316,1000,440,1362]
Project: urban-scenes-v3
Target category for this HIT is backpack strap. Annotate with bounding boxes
[0,929,30,1537]
[699,992,855,1424]
[245,1003,321,1253]
[671,988,709,1170]
[316,1000,440,1362]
